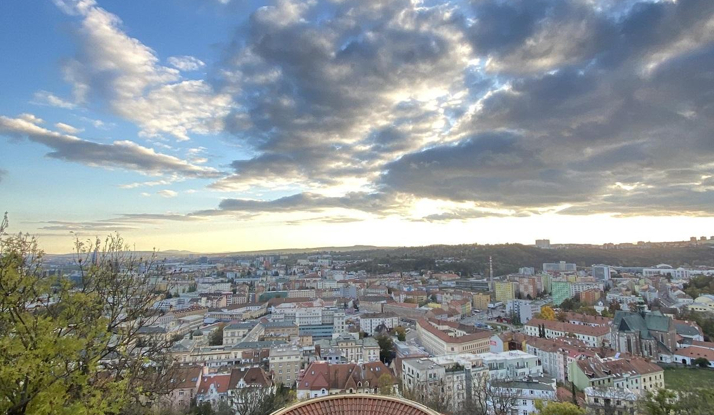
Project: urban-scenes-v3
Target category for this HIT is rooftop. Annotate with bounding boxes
[269,394,441,415]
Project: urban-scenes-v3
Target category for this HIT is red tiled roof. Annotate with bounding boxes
[675,347,714,360]
[197,374,232,394]
[299,361,395,392]
[168,366,203,390]
[417,318,491,343]
[526,318,610,337]
[272,394,440,415]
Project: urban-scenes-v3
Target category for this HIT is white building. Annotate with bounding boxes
[359,312,399,335]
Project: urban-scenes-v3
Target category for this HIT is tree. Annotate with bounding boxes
[537,306,556,321]
[640,389,678,415]
[377,373,394,395]
[209,324,225,346]
[535,401,585,415]
[233,387,291,415]
[693,357,710,368]
[375,334,395,364]
[395,326,407,342]
[0,215,175,415]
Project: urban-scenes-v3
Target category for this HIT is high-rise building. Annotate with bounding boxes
[551,280,572,306]
[543,261,577,273]
[519,267,535,275]
[472,292,491,310]
[494,281,516,303]
[535,239,551,248]
[592,265,611,281]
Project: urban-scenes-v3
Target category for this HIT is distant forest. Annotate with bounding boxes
[341,244,714,276]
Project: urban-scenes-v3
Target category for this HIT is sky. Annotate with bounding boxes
[1,0,714,254]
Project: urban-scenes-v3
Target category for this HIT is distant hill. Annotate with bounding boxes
[340,244,714,276]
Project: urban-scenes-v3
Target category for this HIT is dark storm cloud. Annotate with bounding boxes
[215,0,468,189]
[207,0,714,218]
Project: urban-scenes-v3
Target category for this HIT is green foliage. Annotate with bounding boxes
[377,373,394,395]
[679,310,714,341]
[640,389,678,415]
[394,326,407,341]
[641,372,714,415]
[209,324,225,346]
[693,357,710,368]
[534,401,585,415]
[375,334,395,364]
[683,275,714,299]
[0,215,174,415]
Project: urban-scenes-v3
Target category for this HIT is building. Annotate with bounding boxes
[262,321,300,340]
[162,366,204,412]
[506,300,534,325]
[416,319,491,355]
[516,276,540,299]
[315,334,380,363]
[296,361,396,399]
[580,289,602,305]
[525,336,596,382]
[519,267,535,275]
[494,281,516,303]
[570,357,664,395]
[610,310,677,361]
[592,265,611,281]
[472,292,491,311]
[536,239,551,248]
[402,354,488,413]
[584,387,639,415]
[672,346,714,367]
[491,377,557,415]
[360,313,399,335]
[269,347,302,386]
[223,322,257,346]
[543,261,576,273]
[271,394,442,415]
[478,350,543,380]
[524,318,610,348]
[551,280,572,306]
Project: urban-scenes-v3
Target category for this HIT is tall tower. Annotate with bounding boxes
[489,255,494,291]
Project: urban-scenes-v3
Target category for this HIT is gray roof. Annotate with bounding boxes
[232,340,286,349]
[675,323,701,337]
[492,377,556,392]
[225,321,256,331]
[261,321,297,328]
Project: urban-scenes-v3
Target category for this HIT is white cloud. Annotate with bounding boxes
[32,91,76,109]
[55,122,83,134]
[168,56,206,71]
[54,0,232,141]
[18,113,44,125]
[0,114,221,178]
[157,189,178,198]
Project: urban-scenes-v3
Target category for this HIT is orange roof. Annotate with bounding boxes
[417,318,490,344]
[526,318,610,337]
[675,347,714,360]
[272,394,440,415]
[198,374,232,394]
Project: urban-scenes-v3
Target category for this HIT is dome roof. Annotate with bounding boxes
[270,394,440,415]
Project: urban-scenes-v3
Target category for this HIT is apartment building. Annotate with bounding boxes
[416,318,491,355]
[494,281,517,303]
[269,347,302,387]
[525,318,610,348]
[360,312,399,335]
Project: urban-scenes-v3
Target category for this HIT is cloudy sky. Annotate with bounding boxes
[1,0,714,253]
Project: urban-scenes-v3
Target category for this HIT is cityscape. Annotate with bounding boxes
[2,0,714,415]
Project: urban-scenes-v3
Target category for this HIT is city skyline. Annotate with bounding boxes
[2,0,714,253]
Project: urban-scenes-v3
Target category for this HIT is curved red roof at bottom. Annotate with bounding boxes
[271,394,441,415]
